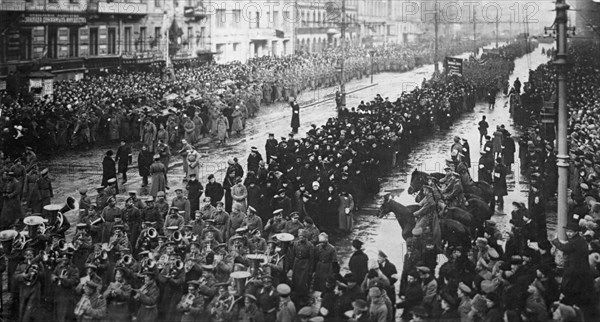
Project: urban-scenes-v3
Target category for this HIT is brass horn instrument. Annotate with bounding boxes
[60,197,76,213]
[141,257,156,270]
[147,227,158,239]
[156,254,169,271]
[120,254,134,266]
[13,232,27,250]
[230,270,251,296]
[57,239,67,251]
[37,222,47,235]
[24,263,40,286]
[172,231,183,242]
[56,212,64,228]
[90,216,105,225]
[246,254,266,277]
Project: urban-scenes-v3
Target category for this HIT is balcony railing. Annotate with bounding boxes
[48,58,85,71]
[97,1,148,15]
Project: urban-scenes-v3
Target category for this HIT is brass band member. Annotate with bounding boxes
[103,267,132,322]
[234,294,265,322]
[257,275,279,322]
[157,241,185,321]
[208,282,235,322]
[134,271,160,322]
[176,280,205,321]
[77,263,104,294]
[14,247,45,322]
[52,248,80,322]
[74,280,106,322]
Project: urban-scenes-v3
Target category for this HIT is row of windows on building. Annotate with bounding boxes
[17,25,207,60]
[210,9,357,30]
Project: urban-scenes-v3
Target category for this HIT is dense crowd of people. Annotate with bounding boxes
[0,39,490,159]
[0,39,581,322]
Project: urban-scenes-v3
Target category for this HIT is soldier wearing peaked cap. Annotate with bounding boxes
[115,139,132,184]
[286,229,314,306]
[313,233,337,292]
[265,133,278,165]
[176,279,205,322]
[1,170,23,229]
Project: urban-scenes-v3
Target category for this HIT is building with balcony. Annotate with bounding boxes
[0,0,210,81]
[205,0,295,63]
[295,1,359,53]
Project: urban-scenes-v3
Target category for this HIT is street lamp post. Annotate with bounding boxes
[553,0,571,243]
[369,49,375,84]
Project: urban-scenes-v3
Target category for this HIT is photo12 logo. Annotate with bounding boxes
[400,1,540,24]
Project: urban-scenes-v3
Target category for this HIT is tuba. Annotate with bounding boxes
[51,212,64,232]
[60,197,76,214]
[246,254,266,277]
[230,271,251,296]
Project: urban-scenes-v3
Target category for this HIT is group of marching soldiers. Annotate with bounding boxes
[0,184,339,322]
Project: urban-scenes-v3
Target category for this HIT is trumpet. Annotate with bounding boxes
[24,263,39,286]
[73,235,84,250]
[156,254,169,271]
[182,293,195,309]
[74,295,91,316]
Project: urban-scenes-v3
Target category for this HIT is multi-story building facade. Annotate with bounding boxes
[204,0,295,63]
[0,0,210,81]
[294,0,359,53]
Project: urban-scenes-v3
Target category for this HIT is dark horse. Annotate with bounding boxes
[408,169,495,209]
[378,194,471,248]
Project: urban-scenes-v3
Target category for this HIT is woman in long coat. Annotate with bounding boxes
[102,151,117,187]
[149,155,167,197]
[503,133,516,169]
[290,100,300,133]
[183,117,195,144]
[210,108,220,136]
[231,107,244,135]
[192,112,204,142]
[108,114,120,142]
[25,167,42,213]
[216,113,229,145]
[338,191,354,232]
[323,185,339,230]
[187,151,201,181]
[492,158,508,206]
[138,144,154,187]
[492,126,503,158]
[142,121,157,153]
[156,123,169,147]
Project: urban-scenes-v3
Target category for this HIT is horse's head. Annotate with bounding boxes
[408,168,427,194]
[378,193,391,218]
